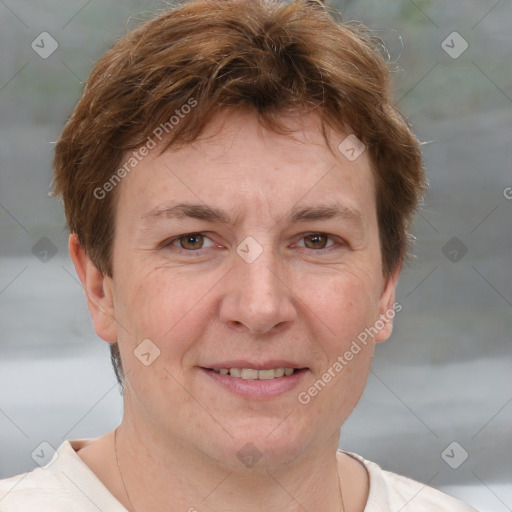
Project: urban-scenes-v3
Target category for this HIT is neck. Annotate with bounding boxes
[114,418,347,512]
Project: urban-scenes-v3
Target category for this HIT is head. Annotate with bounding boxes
[53,0,425,466]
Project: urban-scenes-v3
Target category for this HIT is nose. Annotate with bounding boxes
[219,246,297,335]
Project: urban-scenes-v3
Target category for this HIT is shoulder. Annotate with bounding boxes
[343,452,480,512]
[0,440,125,512]
[0,467,69,511]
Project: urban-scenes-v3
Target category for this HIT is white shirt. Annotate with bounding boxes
[0,439,479,511]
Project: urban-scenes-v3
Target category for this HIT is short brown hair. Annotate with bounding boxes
[53,0,425,388]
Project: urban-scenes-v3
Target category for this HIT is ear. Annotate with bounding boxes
[374,266,401,343]
[68,234,117,343]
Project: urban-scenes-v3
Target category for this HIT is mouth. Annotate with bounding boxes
[200,364,309,399]
[208,367,304,379]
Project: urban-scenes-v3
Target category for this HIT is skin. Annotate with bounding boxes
[70,109,399,512]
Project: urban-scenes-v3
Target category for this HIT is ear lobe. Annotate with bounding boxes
[68,234,118,343]
[374,267,401,343]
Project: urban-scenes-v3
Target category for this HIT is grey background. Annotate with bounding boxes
[0,1,511,511]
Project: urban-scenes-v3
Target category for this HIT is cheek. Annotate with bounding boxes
[299,269,379,413]
[306,327,374,428]
[115,269,216,414]
[312,269,381,350]
[115,266,219,363]
[133,276,179,337]
[336,347,373,420]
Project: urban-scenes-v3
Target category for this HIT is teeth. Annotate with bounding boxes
[241,368,259,380]
[229,368,242,378]
[212,367,297,379]
[257,369,276,380]
[274,367,285,378]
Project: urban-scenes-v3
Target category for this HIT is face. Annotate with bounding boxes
[95,109,397,468]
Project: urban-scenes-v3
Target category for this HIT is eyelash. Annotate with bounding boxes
[164,232,343,253]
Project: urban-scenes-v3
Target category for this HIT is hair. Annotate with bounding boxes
[53,0,426,389]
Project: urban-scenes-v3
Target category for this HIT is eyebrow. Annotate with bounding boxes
[140,201,364,229]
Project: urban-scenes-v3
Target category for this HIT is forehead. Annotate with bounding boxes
[115,109,377,231]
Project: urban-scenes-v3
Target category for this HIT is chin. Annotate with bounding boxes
[204,414,314,470]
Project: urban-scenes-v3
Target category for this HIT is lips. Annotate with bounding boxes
[201,365,308,399]
[210,367,298,379]
[203,360,306,379]
[206,360,305,371]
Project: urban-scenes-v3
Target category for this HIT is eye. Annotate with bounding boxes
[168,233,216,251]
[297,233,337,250]
[163,232,341,253]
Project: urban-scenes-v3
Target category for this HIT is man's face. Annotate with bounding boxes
[106,109,397,467]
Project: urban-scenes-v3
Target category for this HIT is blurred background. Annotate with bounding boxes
[0,0,510,510]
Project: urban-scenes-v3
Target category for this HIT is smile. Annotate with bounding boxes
[211,367,298,379]
[201,366,309,399]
